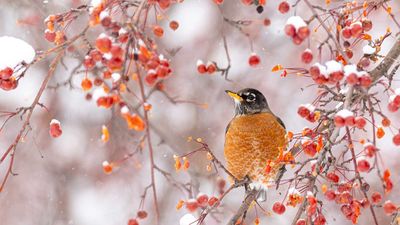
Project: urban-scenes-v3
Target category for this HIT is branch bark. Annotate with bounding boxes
[227,189,259,225]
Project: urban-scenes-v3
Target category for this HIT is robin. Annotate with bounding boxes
[224,88,287,196]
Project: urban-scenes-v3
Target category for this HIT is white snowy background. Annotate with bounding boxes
[0,0,400,225]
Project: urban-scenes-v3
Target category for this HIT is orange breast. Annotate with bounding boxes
[224,112,286,183]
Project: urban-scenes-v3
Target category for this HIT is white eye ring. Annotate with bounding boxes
[246,93,256,102]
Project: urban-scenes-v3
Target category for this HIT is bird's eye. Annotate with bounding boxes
[246,94,256,102]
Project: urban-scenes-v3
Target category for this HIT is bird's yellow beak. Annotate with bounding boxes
[225,90,243,102]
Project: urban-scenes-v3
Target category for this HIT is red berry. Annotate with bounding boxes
[371,192,382,204]
[359,57,370,68]
[83,56,95,70]
[301,49,313,64]
[350,22,363,37]
[297,26,310,39]
[248,53,261,67]
[357,159,370,172]
[272,202,286,215]
[341,204,352,217]
[196,193,209,207]
[359,74,372,87]
[241,0,253,5]
[206,62,217,74]
[393,134,400,146]
[169,21,179,30]
[362,19,373,32]
[278,1,290,14]
[383,201,398,215]
[355,117,366,129]
[0,79,18,91]
[89,50,102,62]
[296,219,306,225]
[334,115,345,127]
[213,0,224,4]
[292,34,303,45]
[153,25,164,37]
[284,24,296,37]
[49,119,62,138]
[346,73,358,85]
[208,196,219,207]
[145,71,158,86]
[344,115,355,126]
[327,172,339,183]
[44,30,56,42]
[325,190,336,201]
[197,60,207,74]
[96,35,112,53]
[158,0,171,9]
[342,27,352,39]
[0,67,14,79]
[297,106,310,118]
[185,199,198,212]
[110,45,124,58]
[137,210,147,219]
[388,102,399,112]
[127,219,139,225]
[314,214,326,225]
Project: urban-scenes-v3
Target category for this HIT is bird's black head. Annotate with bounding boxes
[225,88,270,116]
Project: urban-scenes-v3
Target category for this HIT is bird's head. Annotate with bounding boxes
[225,88,270,116]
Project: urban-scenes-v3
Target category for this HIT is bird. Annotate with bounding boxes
[224,88,287,197]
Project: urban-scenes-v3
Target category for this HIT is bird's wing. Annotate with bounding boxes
[276,116,286,130]
[225,120,232,134]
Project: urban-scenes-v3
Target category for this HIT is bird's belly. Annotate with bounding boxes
[224,113,286,183]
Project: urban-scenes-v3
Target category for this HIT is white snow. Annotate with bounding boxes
[313,63,328,78]
[120,105,129,115]
[344,64,358,76]
[336,109,354,118]
[102,161,110,167]
[0,36,35,70]
[99,11,109,21]
[326,60,343,74]
[286,16,307,31]
[363,45,375,55]
[196,59,204,66]
[111,72,121,82]
[179,214,197,225]
[92,87,107,101]
[50,119,60,125]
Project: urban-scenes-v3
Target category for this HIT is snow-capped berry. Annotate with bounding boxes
[334,109,354,127]
[196,193,209,207]
[326,60,343,83]
[301,49,313,64]
[364,142,377,157]
[49,119,62,138]
[248,53,261,67]
[206,61,216,74]
[342,27,352,39]
[284,24,296,37]
[96,34,112,53]
[297,26,310,39]
[350,22,363,37]
[196,60,207,74]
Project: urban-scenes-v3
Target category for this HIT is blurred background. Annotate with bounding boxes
[0,0,400,224]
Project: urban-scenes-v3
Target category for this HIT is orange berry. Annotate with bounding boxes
[382,117,391,127]
[169,20,179,30]
[153,25,164,37]
[176,199,184,210]
[377,127,385,139]
[102,161,113,174]
[81,78,93,91]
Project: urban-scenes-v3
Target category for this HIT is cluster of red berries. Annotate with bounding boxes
[343,65,372,87]
[44,14,66,45]
[184,193,220,212]
[388,88,400,112]
[301,137,318,157]
[341,18,373,39]
[297,104,317,122]
[197,60,217,74]
[285,16,310,45]
[0,67,17,91]
[295,192,326,225]
[309,60,344,85]
[334,109,366,128]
